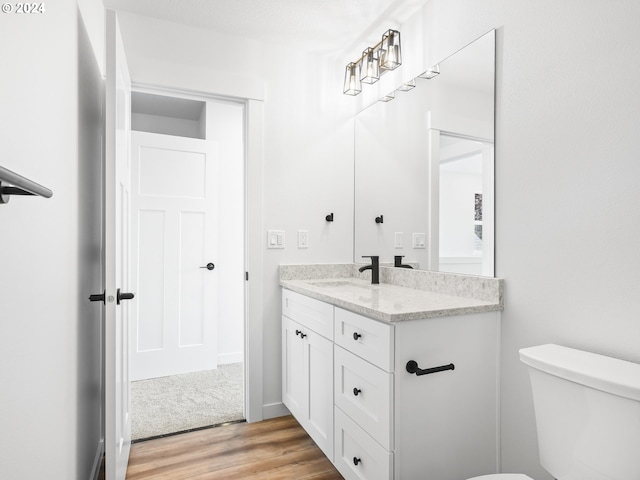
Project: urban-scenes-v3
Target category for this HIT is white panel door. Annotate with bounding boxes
[105,10,132,480]
[131,131,218,380]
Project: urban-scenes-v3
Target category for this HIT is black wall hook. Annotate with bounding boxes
[326,212,334,222]
[375,215,384,224]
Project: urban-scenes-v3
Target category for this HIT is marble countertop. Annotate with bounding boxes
[280,275,503,323]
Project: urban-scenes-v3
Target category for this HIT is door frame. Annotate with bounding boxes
[130,82,264,423]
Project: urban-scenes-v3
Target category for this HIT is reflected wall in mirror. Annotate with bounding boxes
[354,30,495,276]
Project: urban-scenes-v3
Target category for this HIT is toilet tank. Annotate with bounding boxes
[519,344,640,480]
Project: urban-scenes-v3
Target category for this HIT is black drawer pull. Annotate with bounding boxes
[295,329,307,339]
[353,457,362,466]
[406,360,455,376]
[353,387,361,396]
[353,332,362,340]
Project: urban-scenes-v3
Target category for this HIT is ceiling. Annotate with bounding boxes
[102,0,429,55]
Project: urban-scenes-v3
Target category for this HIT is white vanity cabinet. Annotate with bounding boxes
[282,288,499,480]
[282,289,335,460]
[335,306,499,480]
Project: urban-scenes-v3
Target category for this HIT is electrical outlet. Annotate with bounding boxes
[298,230,308,248]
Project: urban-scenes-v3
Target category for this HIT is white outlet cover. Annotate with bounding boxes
[298,230,308,248]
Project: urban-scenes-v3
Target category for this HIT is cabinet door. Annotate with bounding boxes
[282,315,334,460]
[306,330,334,461]
[394,312,499,479]
[282,316,307,419]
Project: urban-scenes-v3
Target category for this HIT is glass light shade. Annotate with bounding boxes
[397,79,416,91]
[380,29,401,71]
[360,47,379,84]
[343,62,362,95]
[380,91,395,102]
[419,64,440,79]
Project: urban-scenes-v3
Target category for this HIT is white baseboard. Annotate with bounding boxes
[218,351,243,365]
[262,402,290,420]
[90,439,104,480]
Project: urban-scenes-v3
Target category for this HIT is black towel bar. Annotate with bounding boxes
[0,165,53,204]
[406,360,455,376]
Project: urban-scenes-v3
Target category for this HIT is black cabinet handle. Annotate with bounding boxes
[200,262,215,271]
[406,360,455,376]
[295,329,306,339]
[353,332,362,340]
[117,288,135,305]
[353,387,361,396]
[353,457,362,466]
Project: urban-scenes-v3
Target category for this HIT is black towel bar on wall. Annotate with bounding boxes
[406,360,455,376]
[0,165,53,205]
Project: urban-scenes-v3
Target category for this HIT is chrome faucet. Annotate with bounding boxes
[394,255,414,269]
[359,255,379,284]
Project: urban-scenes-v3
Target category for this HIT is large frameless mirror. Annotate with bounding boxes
[354,30,495,276]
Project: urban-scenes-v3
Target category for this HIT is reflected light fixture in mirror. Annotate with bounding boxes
[342,29,402,96]
[398,79,416,91]
[380,91,395,102]
[343,62,362,95]
[419,63,440,79]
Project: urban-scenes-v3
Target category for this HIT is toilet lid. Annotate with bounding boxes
[467,475,533,480]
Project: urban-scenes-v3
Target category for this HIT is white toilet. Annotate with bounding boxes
[469,343,640,480]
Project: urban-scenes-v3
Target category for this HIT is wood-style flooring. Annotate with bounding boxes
[126,415,344,479]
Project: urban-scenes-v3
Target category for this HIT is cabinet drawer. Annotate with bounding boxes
[282,289,334,340]
[335,307,393,371]
[335,346,393,450]
[335,407,393,480]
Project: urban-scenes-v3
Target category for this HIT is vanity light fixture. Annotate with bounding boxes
[379,29,402,71]
[361,47,380,84]
[342,29,402,96]
[343,62,362,95]
[419,63,440,79]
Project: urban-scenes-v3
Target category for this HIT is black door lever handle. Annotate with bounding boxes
[200,263,215,271]
[117,288,135,305]
[88,291,105,303]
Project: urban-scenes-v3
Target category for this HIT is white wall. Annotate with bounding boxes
[0,1,105,478]
[420,1,640,478]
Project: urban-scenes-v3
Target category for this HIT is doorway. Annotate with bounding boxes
[128,89,246,440]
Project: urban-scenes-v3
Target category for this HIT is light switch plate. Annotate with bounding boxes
[412,233,426,249]
[267,230,285,249]
[394,232,404,248]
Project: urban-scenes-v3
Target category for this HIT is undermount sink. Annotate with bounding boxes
[307,280,372,289]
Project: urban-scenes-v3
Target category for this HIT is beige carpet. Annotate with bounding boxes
[131,363,244,440]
